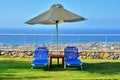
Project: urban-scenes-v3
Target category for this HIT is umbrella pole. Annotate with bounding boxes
[56,21,59,54]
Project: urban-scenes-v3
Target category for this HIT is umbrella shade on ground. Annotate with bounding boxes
[25,4,86,53]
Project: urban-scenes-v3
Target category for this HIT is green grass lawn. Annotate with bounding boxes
[0,56,120,80]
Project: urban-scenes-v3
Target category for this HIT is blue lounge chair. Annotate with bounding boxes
[64,47,83,69]
[31,47,49,69]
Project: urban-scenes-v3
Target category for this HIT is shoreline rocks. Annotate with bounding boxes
[0,50,120,60]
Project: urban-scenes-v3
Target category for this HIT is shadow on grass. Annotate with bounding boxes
[42,62,120,75]
[0,75,53,80]
[24,75,53,79]
[0,59,120,75]
[45,64,65,71]
[82,62,120,75]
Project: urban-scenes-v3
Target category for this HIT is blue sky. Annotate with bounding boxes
[0,0,120,33]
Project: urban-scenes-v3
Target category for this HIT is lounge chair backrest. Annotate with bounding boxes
[64,47,79,60]
[34,47,48,60]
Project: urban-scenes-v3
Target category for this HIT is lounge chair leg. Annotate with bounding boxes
[64,63,66,69]
[31,66,33,69]
[47,62,50,70]
[47,65,50,70]
[81,65,83,69]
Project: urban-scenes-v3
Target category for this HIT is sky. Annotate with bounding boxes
[0,0,120,33]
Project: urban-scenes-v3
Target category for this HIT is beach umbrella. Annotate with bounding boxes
[25,4,86,53]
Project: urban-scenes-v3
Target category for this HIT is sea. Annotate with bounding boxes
[0,28,120,45]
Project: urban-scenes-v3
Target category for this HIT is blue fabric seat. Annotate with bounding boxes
[31,47,49,69]
[65,59,83,66]
[64,47,83,69]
